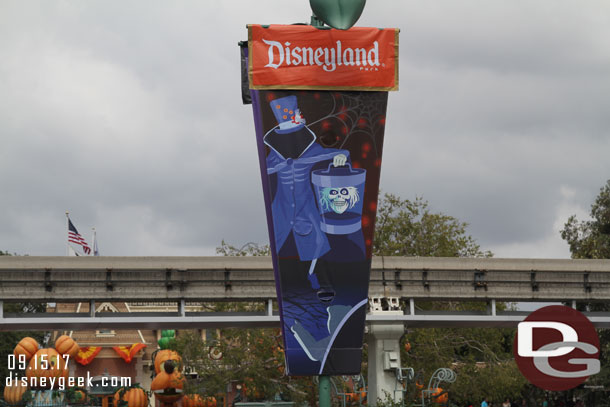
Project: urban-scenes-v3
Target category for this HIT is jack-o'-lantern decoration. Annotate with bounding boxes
[430,387,448,404]
[3,381,29,405]
[113,387,148,407]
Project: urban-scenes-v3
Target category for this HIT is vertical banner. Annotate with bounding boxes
[247,24,398,376]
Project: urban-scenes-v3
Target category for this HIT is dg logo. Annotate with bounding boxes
[514,305,600,391]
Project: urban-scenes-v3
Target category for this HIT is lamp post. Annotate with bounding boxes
[245,1,398,405]
[319,375,331,407]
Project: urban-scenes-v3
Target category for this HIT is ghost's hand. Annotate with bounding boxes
[333,154,347,167]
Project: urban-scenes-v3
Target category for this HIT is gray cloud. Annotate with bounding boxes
[1,1,609,258]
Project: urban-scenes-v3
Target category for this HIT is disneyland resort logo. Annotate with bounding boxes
[5,355,131,390]
[262,39,381,72]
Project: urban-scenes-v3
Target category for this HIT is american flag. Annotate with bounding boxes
[68,218,91,255]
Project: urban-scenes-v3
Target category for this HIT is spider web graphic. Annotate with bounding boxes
[309,91,388,159]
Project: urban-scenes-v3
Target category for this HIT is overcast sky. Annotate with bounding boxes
[1,1,609,258]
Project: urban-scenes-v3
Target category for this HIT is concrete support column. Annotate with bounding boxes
[267,299,273,316]
[487,299,496,316]
[179,299,186,317]
[367,311,405,406]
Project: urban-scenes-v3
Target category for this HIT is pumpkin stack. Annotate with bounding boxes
[13,336,78,389]
[9,335,79,406]
[150,330,185,407]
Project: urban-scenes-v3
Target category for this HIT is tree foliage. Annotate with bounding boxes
[172,317,315,405]
[402,328,525,406]
[560,180,610,406]
[367,196,526,405]
[216,240,270,257]
[374,194,492,258]
[561,180,610,259]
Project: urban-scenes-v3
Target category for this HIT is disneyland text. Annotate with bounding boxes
[262,40,380,72]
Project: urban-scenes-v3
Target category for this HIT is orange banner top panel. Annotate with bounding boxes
[248,24,399,91]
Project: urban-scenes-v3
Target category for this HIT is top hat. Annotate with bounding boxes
[269,96,306,133]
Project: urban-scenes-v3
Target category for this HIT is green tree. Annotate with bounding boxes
[372,194,523,406]
[561,180,610,406]
[216,240,270,256]
[0,251,46,389]
[561,180,610,259]
[374,194,492,258]
[176,244,314,405]
[173,326,315,405]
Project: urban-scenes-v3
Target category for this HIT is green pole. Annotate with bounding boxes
[319,375,331,407]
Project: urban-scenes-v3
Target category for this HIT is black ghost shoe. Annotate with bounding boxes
[317,288,335,303]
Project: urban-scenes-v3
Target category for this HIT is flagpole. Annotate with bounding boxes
[65,211,70,256]
[92,227,99,256]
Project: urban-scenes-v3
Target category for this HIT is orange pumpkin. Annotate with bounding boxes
[182,395,205,407]
[151,370,185,404]
[55,335,79,358]
[345,393,357,402]
[431,388,448,404]
[154,350,182,374]
[26,348,68,388]
[185,396,216,407]
[113,388,148,407]
[3,381,29,405]
[13,337,39,362]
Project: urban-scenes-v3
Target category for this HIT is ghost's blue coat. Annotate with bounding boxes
[266,142,348,260]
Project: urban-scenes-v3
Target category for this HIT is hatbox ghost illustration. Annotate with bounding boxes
[262,95,370,375]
